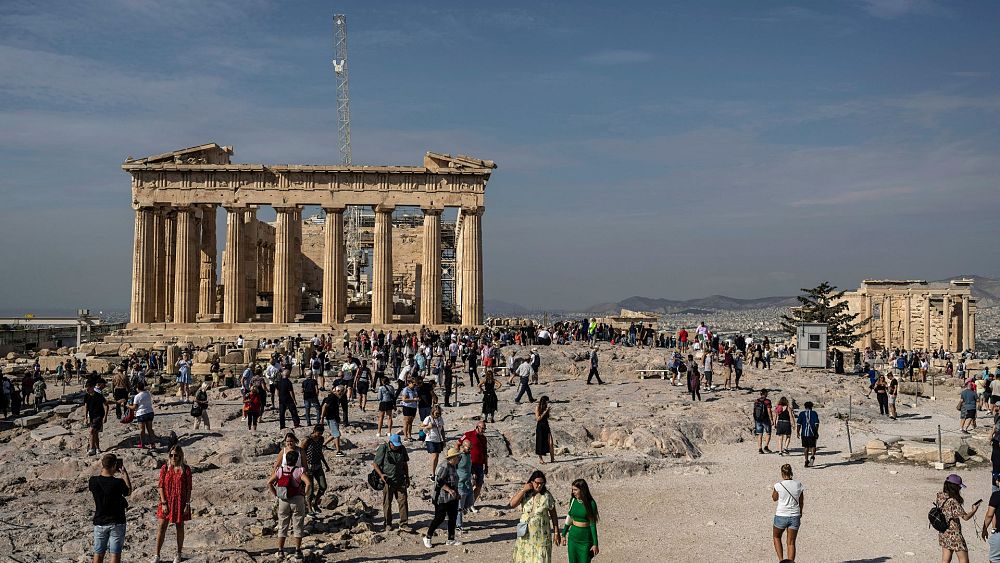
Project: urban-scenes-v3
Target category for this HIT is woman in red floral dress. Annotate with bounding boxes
[154,445,193,563]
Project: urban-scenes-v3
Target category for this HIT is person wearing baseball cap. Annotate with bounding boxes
[937,473,980,562]
[372,433,411,533]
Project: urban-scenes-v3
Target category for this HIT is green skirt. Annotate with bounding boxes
[566,524,594,563]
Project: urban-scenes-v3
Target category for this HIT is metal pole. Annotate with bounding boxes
[931,373,936,400]
[938,424,943,464]
[846,395,853,454]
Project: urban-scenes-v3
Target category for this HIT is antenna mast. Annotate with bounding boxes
[333,14,352,165]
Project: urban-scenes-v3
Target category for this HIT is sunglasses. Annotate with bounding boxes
[532,480,546,486]
[169,453,179,458]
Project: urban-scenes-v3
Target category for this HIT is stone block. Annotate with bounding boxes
[223,351,244,364]
[14,415,47,428]
[30,426,72,441]
[901,440,956,464]
[52,404,76,418]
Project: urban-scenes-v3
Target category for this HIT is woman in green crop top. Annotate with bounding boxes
[562,479,599,562]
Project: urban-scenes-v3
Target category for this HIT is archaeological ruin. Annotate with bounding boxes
[842,279,977,352]
[124,143,495,332]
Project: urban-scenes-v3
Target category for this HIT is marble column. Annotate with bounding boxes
[129,207,155,324]
[882,294,891,349]
[460,207,484,326]
[243,208,258,321]
[322,207,347,325]
[962,295,970,352]
[163,210,177,322]
[198,204,217,319]
[151,208,165,322]
[420,208,442,326]
[371,206,394,325]
[923,294,931,350]
[942,294,951,352]
[292,208,302,317]
[173,207,199,324]
[863,294,872,349]
[272,208,293,324]
[969,308,976,351]
[222,207,245,324]
[904,293,912,350]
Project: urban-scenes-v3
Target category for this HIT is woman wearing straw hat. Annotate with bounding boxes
[937,473,981,563]
[423,447,463,548]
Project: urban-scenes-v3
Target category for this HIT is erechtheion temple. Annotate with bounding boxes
[842,279,977,352]
[124,143,495,332]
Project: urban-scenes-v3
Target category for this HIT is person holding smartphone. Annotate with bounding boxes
[937,474,980,563]
[89,454,132,563]
[979,473,1000,562]
[510,470,561,563]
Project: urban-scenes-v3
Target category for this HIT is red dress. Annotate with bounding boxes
[157,465,193,523]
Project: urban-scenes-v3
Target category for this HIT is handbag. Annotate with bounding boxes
[516,520,529,538]
[367,469,385,491]
[121,410,135,424]
[190,403,202,418]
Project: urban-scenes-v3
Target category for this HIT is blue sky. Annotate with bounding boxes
[1,0,999,313]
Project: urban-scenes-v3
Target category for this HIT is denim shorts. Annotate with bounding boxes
[754,421,772,435]
[773,515,801,530]
[988,531,1000,562]
[326,419,341,438]
[93,523,126,554]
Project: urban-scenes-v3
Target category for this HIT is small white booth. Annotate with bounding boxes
[796,323,828,368]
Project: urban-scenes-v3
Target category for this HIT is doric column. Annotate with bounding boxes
[198,204,217,319]
[163,210,177,322]
[970,306,976,351]
[460,207,484,326]
[863,294,872,348]
[882,294,891,349]
[962,295,970,352]
[942,294,951,351]
[244,208,258,321]
[904,293,912,350]
[151,208,165,322]
[129,207,155,324]
[371,206,394,324]
[923,294,931,350]
[173,207,199,324]
[273,208,294,324]
[322,207,347,324]
[222,207,245,324]
[292,208,302,317]
[420,207,443,326]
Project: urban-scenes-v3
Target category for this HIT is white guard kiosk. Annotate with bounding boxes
[796,323,828,368]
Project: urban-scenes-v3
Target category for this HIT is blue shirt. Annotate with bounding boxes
[796,410,819,437]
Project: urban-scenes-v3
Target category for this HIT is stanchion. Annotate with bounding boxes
[938,425,943,464]
[846,395,853,454]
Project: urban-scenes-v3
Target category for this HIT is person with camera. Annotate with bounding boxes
[89,453,131,563]
[153,445,193,563]
[937,473,980,563]
[979,473,1000,562]
[510,469,561,563]
[371,433,412,533]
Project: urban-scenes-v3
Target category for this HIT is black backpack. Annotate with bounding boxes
[928,502,950,533]
[753,399,768,422]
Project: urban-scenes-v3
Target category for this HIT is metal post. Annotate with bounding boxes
[931,373,936,400]
[846,395,853,454]
[937,425,943,464]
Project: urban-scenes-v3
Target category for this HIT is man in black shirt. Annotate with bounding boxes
[301,372,320,426]
[320,387,344,456]
[416,376,434,421]
[84,382,109,456]
[980,473,1000,555]
[89,453,131,563]
[275,372,301,429]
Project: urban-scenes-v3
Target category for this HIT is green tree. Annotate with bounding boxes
[780,282,868,347]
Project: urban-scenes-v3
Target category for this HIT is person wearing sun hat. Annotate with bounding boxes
[423,447,463,548]
[936,473,981,562]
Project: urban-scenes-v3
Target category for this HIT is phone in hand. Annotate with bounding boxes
[974,499,983,506]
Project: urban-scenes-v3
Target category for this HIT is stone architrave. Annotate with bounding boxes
[173,207,199,324]
[371,206,394,325]
[420,208,443,325]
[460,207,484,326]
[223,207,245,324]
[151,208,165,322]
[129,207,155,324]
[273,208,294,324]
[322,208,346,324]
[162,210,177,322]
[198,204,217,319]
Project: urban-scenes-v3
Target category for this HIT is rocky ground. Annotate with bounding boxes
[1,342,998,562]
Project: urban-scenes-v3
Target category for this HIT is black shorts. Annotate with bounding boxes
[426,441,444,454]
[401,406,417,417]
[356,381,370,395]
[801,435,817,448]
[90,419,104,433]
[379,401,394,413]
[990,396,1000,405]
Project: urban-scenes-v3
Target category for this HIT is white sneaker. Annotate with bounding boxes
[446,539,462,546]
[423,537,432,548]
[174,555,183,563]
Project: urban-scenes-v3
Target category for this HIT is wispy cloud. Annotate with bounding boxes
[581,49,653,65]
[858,0,943,19]
[790,186,914,207]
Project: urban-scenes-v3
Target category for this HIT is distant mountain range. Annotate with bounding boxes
[483,299,530,316]
[933,274,1000,304]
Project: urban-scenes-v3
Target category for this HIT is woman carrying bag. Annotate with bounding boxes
[510,470,561,563]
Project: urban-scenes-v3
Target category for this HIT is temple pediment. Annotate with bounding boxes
[125,143,233,165]
[424,152,496,172]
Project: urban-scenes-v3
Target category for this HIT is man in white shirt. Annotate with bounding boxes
[513,360,535,404]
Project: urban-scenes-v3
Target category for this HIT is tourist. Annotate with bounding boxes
[123,381,155,449]
[510,469,560,563]
[722,348,735,390]
[888,373,898,420]
[874,375,889,417]
[300,369,320,426]
[110,370,129,420]
[734,351,745,389]
[399,379,419,440]
[89,454,131,563]
[586,347,604,385]
[268,450,312,560]
[175,351,193,403]
[421,404,446,480]
[455,439,474,533]
[754,389,774,454]
[772,463,804,562]
[32,373,47,409]
[416,375,435,422]
[340,354,357,402]
[514,356,536,404]
[687,362,702,401]
[275,371,301,430]
[372,433,412,532]
[272,432,305,470]
[702,351,714,390]
[354,360,372,412]
[191,382,210,430]
[979,473,1000,560]
[84,381,109,456]
[937,474,980,563]
[797,401,820,467]
[304,425,330,515]
[153,445,193,563]
[320,386,344,456]
[535,396,555,464]
[423,446,463,548]
[443,358,455,407]
[245,385,264,432]
[376,377,396,438]
[774,396,796,456]
[460,421,489,506]
[480,369,499,423]
[960,381,978,434]
[467,346,480,389]
[562,479,599,563]
[0,374,10,418]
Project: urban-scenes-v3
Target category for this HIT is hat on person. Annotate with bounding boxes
[531,348,537,352]
[945,474,966,488]
[389,434,403,447]
[445,447,461,459]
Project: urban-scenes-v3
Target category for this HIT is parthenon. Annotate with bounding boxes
[841,279,977,352]
[124,143,495,330]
